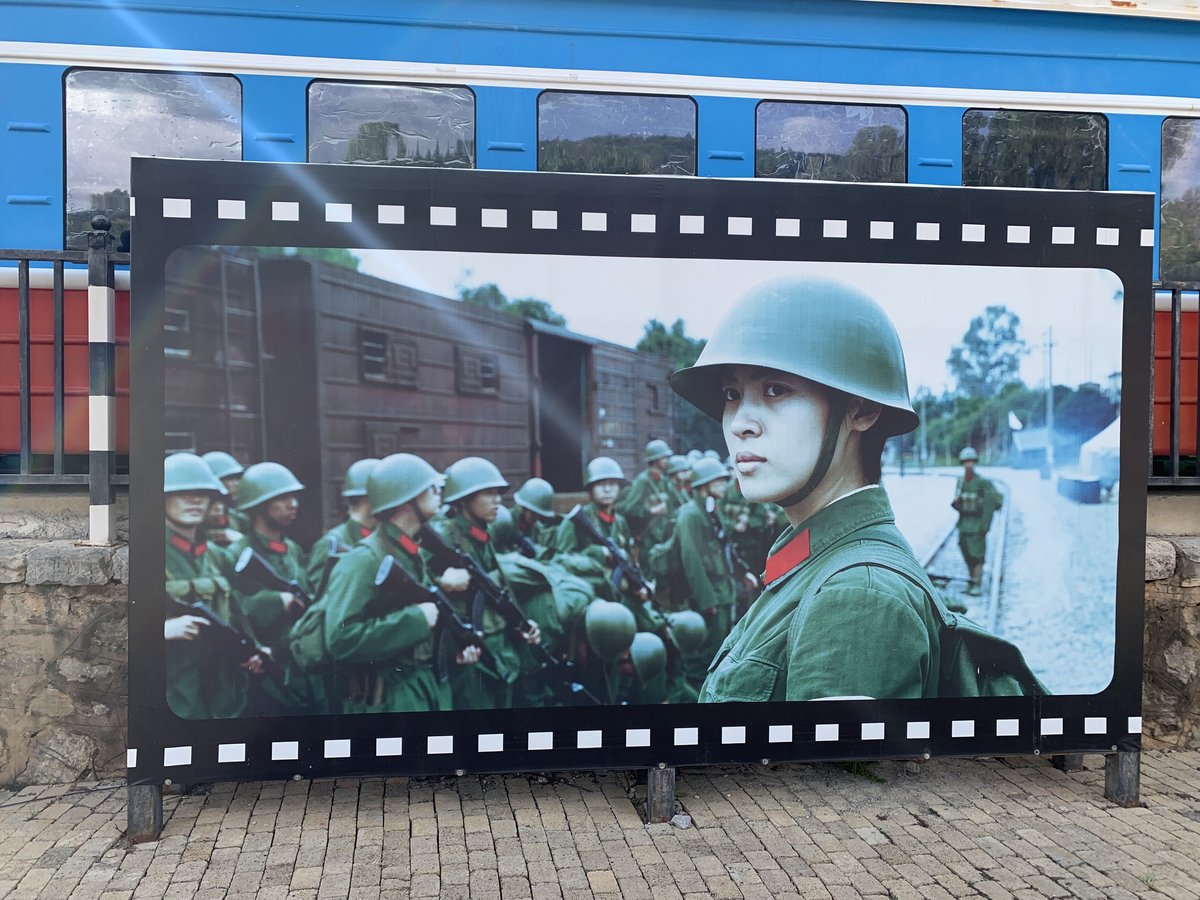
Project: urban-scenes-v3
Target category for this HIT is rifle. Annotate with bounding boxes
[564,505,656,602]
[513,530,542,560]
[314,534,347,599]
[703,496,753,581]
[234,547,315,609]
[167,594,274,671]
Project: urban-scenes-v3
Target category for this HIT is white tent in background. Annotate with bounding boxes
[1079,417,1121,491]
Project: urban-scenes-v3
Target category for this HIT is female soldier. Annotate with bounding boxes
[669,277,942,703]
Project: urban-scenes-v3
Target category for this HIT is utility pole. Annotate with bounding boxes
[1045,327,1056,472]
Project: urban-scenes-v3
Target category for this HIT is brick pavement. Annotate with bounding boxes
[0,751,1198,899]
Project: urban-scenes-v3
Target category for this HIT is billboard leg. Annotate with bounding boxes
[1050,753,1085,772]
[646,766,676,823]
[127,783,164,842]
[1104,751,1140,807]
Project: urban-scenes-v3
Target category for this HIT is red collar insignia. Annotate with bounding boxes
[266,539,288,555]
[651,471,661,482]
[469,525,490,544]
[359,525,373,539]
[764,529,811,586]
[965,471,974,482]
[399,534,421,556]
[596,509,615,525]
[169,534,207,557]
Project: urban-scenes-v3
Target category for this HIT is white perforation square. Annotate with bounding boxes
[916,222,940,241]
[1007,225,1031,243]
[272,201,299,222]
[428,735,454,755]
[814,723,839,742]
[1141,228,1155,247]
[1052,226,1075,244]
[630,214,656,233]
[218,743,246,763]
[376,737,403,757]
[430,206,456,227]
[325,202,352,223]
[162,198,191,219]
[582,212,607,231]
[962,223,986,242]
[481,208,507,228]
[768,725,793,743]
[271,741,299,761]
[126,749,137,768]
[679,215,705,234]
[861,722,885,741]
[528,732,553,751]
[163,746,192,767]
[952,720,975,738]
[907,721,930,740]
[1084,717,1107,734]
[996,719,1020,737]
[532,210,557,229]
[324,739,351,759]
[1128,716,1142,734]
[378,204,405,225]
[727,216,752,236]
[217,199,245,220]
[721,726,746,744]
[775,218,800,237]
[674,727,698,746]
[577,730,602,749]
[1041,717,1064,736]
[1096,227,1119,246]
[478,734,503,753]
[870,221,894,240]
[625,729,650,747]
[823,219,847,239]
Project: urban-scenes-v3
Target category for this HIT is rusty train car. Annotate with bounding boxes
[163,247,676,546]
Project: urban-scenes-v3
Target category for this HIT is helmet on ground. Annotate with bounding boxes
[644,439,672,463]
[201,451,243,480]
[584,457,626,487]
[630,632,667,681]
[166,452,227,495]
[690,457,730,489]
[585,600,636,663]
[513,477,557,519]
[237,462,304,511]
[341,458,381,498]
[666,455,690,476]
[960,447,979,462]
[669,277,918,439]
[443,457,509,504]
[368,453,442,516]
[666,611,708,656]
[489,505,516,550]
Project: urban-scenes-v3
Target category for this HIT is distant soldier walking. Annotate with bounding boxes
[616,439,674,546]
[952,447,1003,597]
[306,457,379,592]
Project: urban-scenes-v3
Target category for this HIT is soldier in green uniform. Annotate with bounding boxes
[578,600,637,704]
[621,632,668,705]
[319,453,475,714]
[164,453,264,719]
[203,450,250,533]
[952,447,1004,597]
[670,277,943,702]
[615,439,674,546]
[202,491,243,549]
[663,610,708,703]
[665,455,691,507]
[510,477,559,558]
[306,458,379,593]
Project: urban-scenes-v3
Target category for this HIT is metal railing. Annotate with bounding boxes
[1150,283,1199,488]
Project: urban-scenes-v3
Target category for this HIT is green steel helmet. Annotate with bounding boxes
[585,600,636,663]
[489,505,517,550]
[236,462,304,511]
[686,449,702,464]
[341,458,381,498]
[703,449,721,460]
[367,453,442,516]
[630,632,667,681]
[201,450,243,480]
[644,439,672,463]
[442,457,509,504]
[513,477,557,519]
[165,452,227,495]
[584,456,626,487]
[666,611,708,656]
[669,277,919,439]
[690,457,730,489]
[666,454,690,476]
[960,447,979,462]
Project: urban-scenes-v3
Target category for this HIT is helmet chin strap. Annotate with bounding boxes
[775,395,849,510]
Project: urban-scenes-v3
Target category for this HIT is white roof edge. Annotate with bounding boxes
[860,0,1200,22]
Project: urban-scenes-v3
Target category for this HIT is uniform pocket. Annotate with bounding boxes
[700,652,780,703]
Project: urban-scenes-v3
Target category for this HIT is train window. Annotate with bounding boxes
[164,433,196,455]
[647,384,661,413]
[962,109,1107,190]
[359,328,419,387]
[65,69,241,249]
[755,102,907,182]
[1161,118,1200,282]
[455,347,500,396]
[308,82,474,168]
[537,91,697,175]
[163,308,191,359]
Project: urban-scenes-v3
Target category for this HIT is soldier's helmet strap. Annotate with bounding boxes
[775,394,849,509]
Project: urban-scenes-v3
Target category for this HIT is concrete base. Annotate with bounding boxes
[1147,493,1200,537]
[646,767,675,823]
[127,783,163,842]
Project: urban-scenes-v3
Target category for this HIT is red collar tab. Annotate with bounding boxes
[399,534,421,556]
[965,471,974,482]
[359,525,373,539]
[169,534,207,557]
[764,529,811,586]
[469,525,490,544]
[651,471,661,482]
[266,539,288,555]
[596,509,615,525]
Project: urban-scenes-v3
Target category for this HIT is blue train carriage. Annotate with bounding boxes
[0,0,1198,487]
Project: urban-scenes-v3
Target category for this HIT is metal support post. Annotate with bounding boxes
[646,766,676,823]
[1050,753,1085,773]
[1104,751,1140,807]
[127,783,164,842]
[87,215,117,544]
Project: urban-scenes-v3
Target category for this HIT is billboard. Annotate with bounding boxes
[130,159,1149,784]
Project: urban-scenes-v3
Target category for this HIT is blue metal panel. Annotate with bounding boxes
[1109,113,1164,279]
[475,86,537,172]
[697,97,754,179]
[241,75,306,163]
[0,64,63,249]
[906,106,963,187]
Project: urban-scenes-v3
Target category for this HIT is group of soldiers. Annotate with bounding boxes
[162,440,784,719]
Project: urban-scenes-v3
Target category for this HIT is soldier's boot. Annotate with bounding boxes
[967,564,984,596]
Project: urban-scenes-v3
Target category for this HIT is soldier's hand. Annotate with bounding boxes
[280,592,307,618]
[418,601,439,629]
[636,586,651,602]
[241,652,268,677]
[456,645,482,665]
[522,620,542,646]
[649,502,668,517]
[735,514,750,533]
[439,567,471,593]
[164,615,208,641]
[743,572,760,590]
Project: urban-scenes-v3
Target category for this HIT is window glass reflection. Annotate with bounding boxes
[963,109,1107,191]
[538,92,696,175]
[756,102,906,182]
[1161,118,1200,282]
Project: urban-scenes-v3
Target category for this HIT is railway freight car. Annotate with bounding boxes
[163,247,675,545]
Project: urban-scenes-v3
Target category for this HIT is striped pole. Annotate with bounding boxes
[87,215,117,544]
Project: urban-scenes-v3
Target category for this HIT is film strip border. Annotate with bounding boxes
[87,228,116,543]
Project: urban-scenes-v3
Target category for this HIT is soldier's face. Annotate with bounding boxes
[205,499,228,526]
[221,475,240,501]
[466,489,502,523]
[165,492,211,529]
[963,460,976,473]
[706,477,730,500]
[416,484,442,520]
[264,493,300,528]
[721,365,833,504]
[591,479,621,508]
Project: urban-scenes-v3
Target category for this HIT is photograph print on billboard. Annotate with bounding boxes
[130,159,1150,785]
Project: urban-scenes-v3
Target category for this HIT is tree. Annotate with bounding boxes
[457,283,567,327]
[636,319,723,453]
[947,305,1027,400]
[250,247,361,270]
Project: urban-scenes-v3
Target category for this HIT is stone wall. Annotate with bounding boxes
[1144,537,1200,749]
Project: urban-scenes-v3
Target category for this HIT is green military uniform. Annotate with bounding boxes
[674,492,737,670]
[320,524,447,714]
[228,529,311,647]
[616,468,674,546]
[719,480,783,580]
[165,528,252,719]
[507,506,557,559]
[700,487,941,703]
[306,518,372,595]
[953,469,1003,590]
[663,611,707,703]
